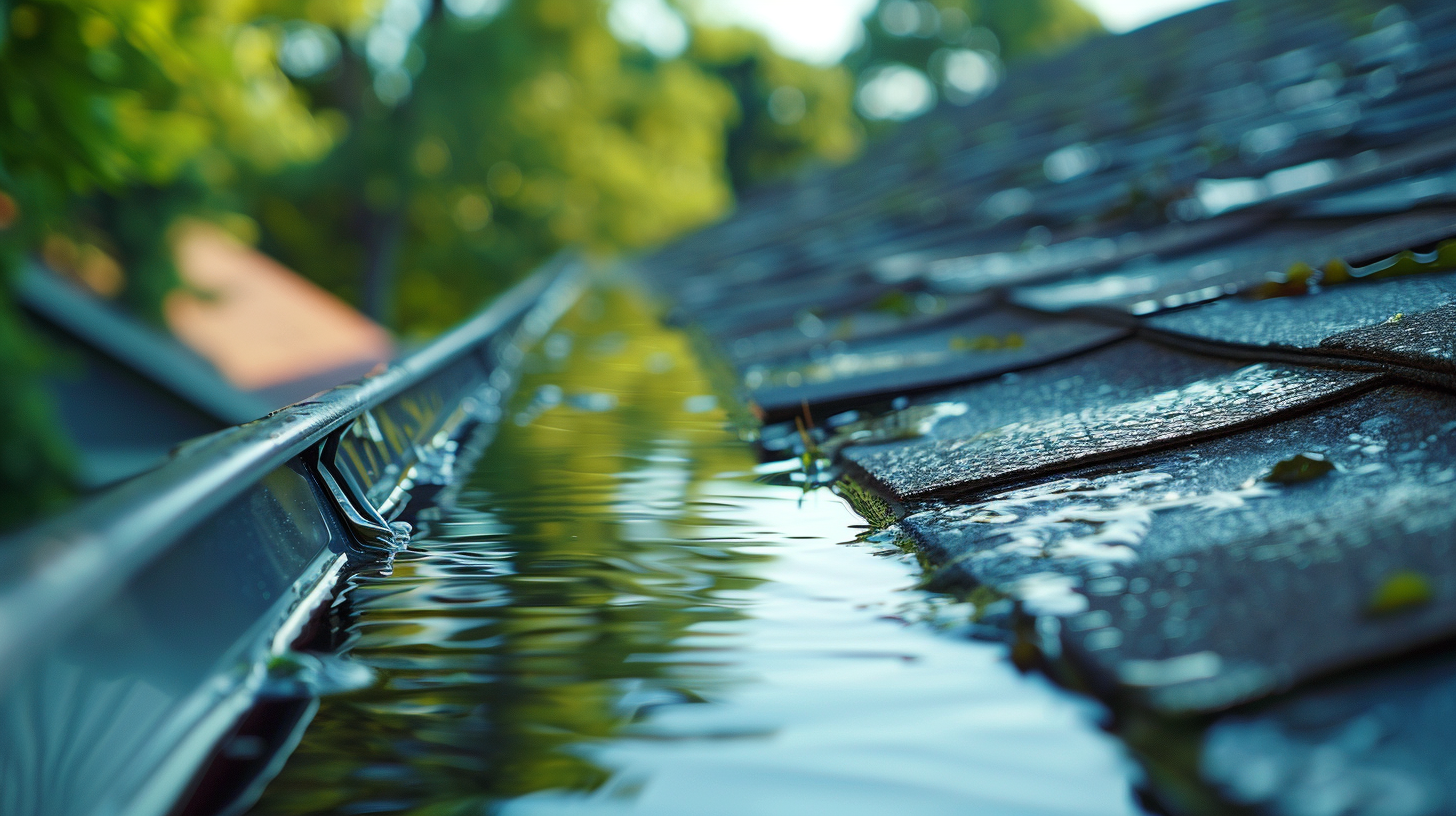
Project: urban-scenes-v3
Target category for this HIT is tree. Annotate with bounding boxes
[847,0,1102,119]
[253,0,865,335]
[687,24,862,191]
[0,0,870,527]
[8,0,1092,528]
[255,0,742,333]
[0,0,356,527]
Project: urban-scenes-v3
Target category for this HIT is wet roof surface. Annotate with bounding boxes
[1199,651,1456,813]
[1144,274,1456,350]
[844,363,1376,498]
[745,308,1128,418]
[640,0,1456,812]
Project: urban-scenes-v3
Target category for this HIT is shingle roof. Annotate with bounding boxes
[640,0,1456,811]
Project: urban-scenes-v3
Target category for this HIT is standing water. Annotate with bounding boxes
[250,287,1140,815]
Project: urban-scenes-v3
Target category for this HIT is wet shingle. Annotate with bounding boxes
[1197,653,1456,816]
[1009,227,1333,315]
[725,292,997,367]
[1061,478,1456,713]
[757,338,1251,455]
[900,385,1456,597]
[1321,302,1456,375]
[891,213,1268,295]
[1144,274,1456,353]
[844,364,1377,498]
[1137,273,1456,388]
[1012,210,1456,316]
[745,309,1127,420]
[888,339,1249,435]
[877,385,1456,718]
[684,274,892,340]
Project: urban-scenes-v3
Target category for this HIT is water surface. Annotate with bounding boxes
[251,287,1140,815]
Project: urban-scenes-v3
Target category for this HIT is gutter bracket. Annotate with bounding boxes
[306,433,412,566]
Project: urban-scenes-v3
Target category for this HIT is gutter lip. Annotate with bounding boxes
[0,254,580,681]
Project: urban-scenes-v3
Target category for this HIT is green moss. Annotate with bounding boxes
[1263,452,1335,484]
[1367,570,1434,616]
[949,332,1025,351]
[1253,239,1456,299]
[871,289,916,318]
[832,476,897,530]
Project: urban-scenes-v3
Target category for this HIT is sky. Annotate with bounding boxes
[694,0,1224,65]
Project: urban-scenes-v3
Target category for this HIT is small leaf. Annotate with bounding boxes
[1367,570,1434,616]
[1263,452,1334,484]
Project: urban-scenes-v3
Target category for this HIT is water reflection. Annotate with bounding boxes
[251,287,1139,815]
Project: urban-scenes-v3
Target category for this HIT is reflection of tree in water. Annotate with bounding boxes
[253,288,770,813]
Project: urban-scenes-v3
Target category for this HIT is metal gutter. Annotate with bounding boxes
[0,256,585,816]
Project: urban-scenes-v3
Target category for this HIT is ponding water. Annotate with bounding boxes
[251,287,1139,816]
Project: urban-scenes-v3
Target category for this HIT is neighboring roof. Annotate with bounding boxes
[17,223,397,488]
[167,222,394,404]
[17,265,272,426]
[639,0,1456,811]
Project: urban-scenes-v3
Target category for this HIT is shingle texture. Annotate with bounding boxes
[640,0,1456,812]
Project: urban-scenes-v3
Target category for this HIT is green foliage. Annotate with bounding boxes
[688,25,862,189]
[832,476,897,531]
[0,0,349,527]
[257,0,740,333]
[0,0,1091,530]
[1367,569,1435,616]
[1263,452,1336,484]
[256,0,864,335]
[854,0,1102,65]
[848,0,1102,114]
[0,0,862,526]
[0,271,73,528]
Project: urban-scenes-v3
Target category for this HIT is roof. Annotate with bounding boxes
[17,223,397,489]
[167,222,395,406]
[638,0,1456,811]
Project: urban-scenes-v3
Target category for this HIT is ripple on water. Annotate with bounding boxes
[250,289,1140,816]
